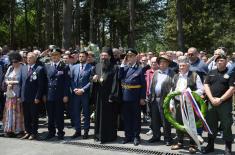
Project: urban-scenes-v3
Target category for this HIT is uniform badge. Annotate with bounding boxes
[224,74,229,79]
[57,71,64,75]
[32,72,37,80]
[99,76,104,83]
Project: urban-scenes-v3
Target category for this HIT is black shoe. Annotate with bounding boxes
[94,136,99,142]
[202,146,214,154]
[71,131,81,139]
[202,138,214,154]
[58,135,64,140]
[20,133,30,140]
[148,137,160,143]
[83,131,88,139]
[122,138,132,144]
[134,137,140,146]
[224,141,232,155]
[165,141,172,146]
[28,134,38,140]
[44,134,55,140]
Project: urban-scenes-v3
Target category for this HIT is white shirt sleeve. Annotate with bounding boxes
[195,74,204,95]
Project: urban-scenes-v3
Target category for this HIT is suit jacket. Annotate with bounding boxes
[150,68,175,106]
[119,64,146,102]
[70,63,93,94]
[20,64,45,102]
[45,61,70,101]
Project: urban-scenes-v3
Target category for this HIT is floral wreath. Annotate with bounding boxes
[163,91,207,132]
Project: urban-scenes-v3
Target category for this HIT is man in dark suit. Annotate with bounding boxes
[70,51,93,139]
[149,55,175,146]
[119,48,146,146]
[20,52,45,140]
[44,48,70,140]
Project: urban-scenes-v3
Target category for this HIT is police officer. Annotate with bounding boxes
[119,48,146,146]
[44,48,70,140]
[203,53,235,155]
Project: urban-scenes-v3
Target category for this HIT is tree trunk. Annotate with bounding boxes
[9,0,15,49]
[74,0,80,47]
[128,0,135,48]
[89,0,95,43]
[23,0,29,47]
[45,0,52,47]
[62,0,73,49]
[36,0,43,48]
[176,0,185,51]
[101,19,106,47]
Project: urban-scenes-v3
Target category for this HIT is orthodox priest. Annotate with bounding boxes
[92,47,120,144]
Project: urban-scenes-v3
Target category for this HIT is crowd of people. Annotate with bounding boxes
[0,45,234,155]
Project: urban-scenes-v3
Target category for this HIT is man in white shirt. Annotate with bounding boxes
[170,56,204,154]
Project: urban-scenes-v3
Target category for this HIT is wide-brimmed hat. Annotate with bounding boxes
[157,54,171,64]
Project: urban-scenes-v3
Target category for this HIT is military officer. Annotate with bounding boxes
[119,48,146,146]
[203,53,235,155]
[44,48,70,140]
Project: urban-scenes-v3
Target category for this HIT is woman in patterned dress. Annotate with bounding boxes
[2,51,24,137]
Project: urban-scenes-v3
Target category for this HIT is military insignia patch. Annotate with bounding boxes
[224,74,229,79]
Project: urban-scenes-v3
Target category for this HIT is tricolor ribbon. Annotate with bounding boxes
[183,88,212,134]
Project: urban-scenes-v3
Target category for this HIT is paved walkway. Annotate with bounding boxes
[0,118,234,155]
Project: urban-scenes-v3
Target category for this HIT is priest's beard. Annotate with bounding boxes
[101,59,110,70]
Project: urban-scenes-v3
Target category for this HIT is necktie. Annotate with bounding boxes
[28,66,33,76]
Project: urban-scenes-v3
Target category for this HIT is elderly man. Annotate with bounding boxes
[149,55,175,145]
[145,57,158,137]
[170,56,204,153]
[119,48,146,146]
[112,48,121,65]
[203,54,235,155]
[20,52,45,140]
[187,47,208,81]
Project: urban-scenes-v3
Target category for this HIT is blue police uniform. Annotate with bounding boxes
[70,63,93,134]
[44,61,70,138]
[119,63,146,143]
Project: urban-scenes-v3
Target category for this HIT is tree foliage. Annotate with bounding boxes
[0,0,234,53]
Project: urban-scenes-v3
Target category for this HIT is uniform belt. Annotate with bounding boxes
[121,84,142,89]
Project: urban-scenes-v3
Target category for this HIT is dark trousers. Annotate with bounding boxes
[151,100,172,141]
[0,91,5,120]
[122,101,141,140]
[206,101,233,142]
[22,101,39,135]
[72,94,90,132]
[46,101,64,136]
